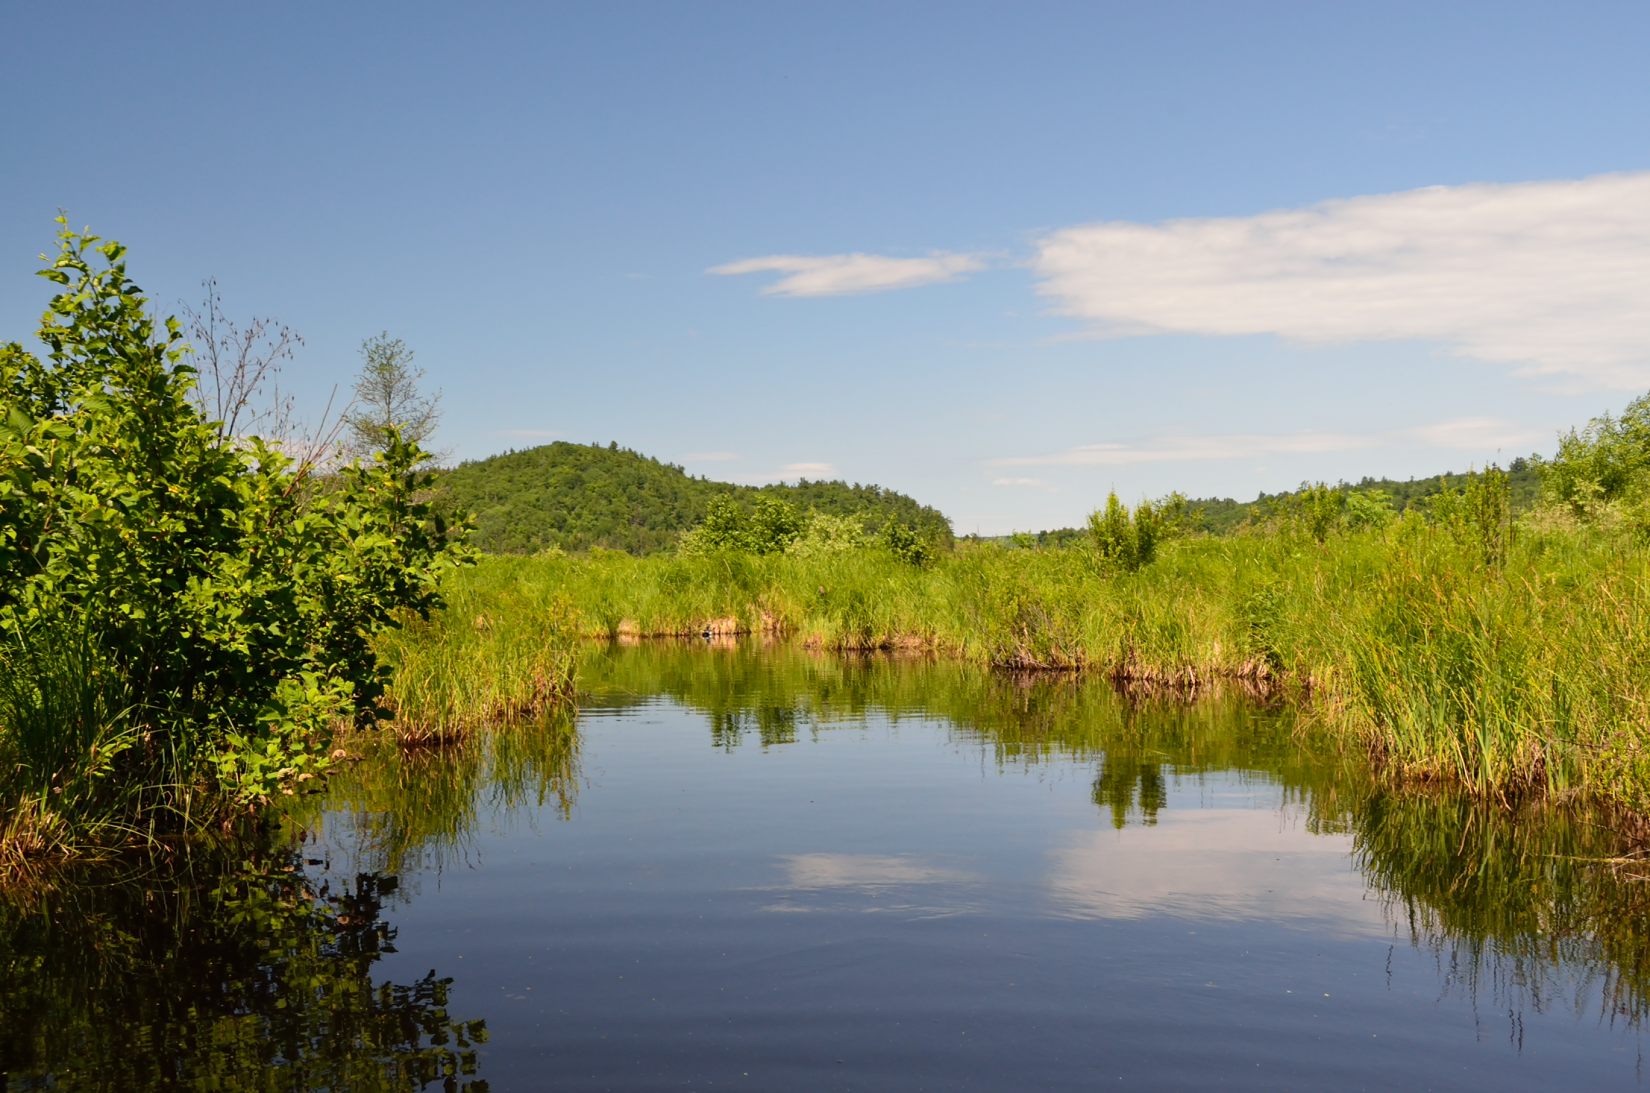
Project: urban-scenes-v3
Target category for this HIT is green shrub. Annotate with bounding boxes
[0,222,467,855]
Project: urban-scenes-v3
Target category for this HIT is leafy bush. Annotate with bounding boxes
[880,520,934,567]
[0,222,466,848]
[680,496,806,556]
[1086,491,1184,571]
[1538,391,1650,516]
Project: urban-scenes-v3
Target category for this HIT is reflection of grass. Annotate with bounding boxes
[578,640,1363,832]
[582,640,1650,1025]
[460,521,1650,811]
[318,706,581,876]
[1355,790,1650,1025]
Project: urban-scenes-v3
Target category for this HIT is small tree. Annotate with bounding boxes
[1538,391,1650,517]
[1086,491,1186,572]
[881,520,933,567]
[346,333,440,460]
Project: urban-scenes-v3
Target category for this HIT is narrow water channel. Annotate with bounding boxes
[4,642,1647,1090]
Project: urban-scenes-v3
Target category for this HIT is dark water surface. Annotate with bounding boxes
[5,642,1650,1090]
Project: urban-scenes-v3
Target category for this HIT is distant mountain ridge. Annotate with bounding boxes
[436,441,954,555]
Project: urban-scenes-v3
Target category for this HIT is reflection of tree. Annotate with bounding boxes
[0,841,488,1090]
[710,707,799,750]
[1093,755,1169,828]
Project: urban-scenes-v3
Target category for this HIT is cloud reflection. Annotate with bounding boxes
[1048,807,1387,937]
[782,853,975,890]
[761,853,979,919]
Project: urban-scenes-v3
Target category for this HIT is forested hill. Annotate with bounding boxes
[1023,457,1543,545]
[435,442,954,554]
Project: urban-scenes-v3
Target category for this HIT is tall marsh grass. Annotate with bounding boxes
[0,623,157,873]
[415,516,1650,811]
[371,557,579,743]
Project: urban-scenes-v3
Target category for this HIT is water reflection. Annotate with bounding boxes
[0,837,487,1091]
[1355,790,1650,1025]
[1048,807,1377,932]
[579,640,1650,1026]
[311,709,581,877]
[7,640,1648,1089]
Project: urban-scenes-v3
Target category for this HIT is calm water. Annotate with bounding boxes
[4,642,1649,1090]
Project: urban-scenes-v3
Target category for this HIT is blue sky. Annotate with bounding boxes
[4,2,1648,534]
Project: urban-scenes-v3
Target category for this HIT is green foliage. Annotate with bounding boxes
[1538,391,1650,517]
[680,495,804,555]
[880,519,934,567]
[1290,482,1345,543]
[786,510,870,557]
[433,440,953,555]
[1086,491,1181,571]
[1427,465,1512,566]
[678,496,754,554]
[749,495,805,554]
[1343,488,1396,531]
[1030,462,1541,542]
[346,331,440,459]
[0,223,467,856]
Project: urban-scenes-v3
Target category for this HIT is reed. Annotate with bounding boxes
[371,556,580,743]
[0,622,162,876]
[410,514,1650,811]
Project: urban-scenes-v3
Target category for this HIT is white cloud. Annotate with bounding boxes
[993,419,1547,468]
[782,461,836,477]
[1032,171,1650,388]
[991,476,1058,492]
[1407,417,1548,450]
[709,252,985,297]
[994,431,1377,468]
[731,461,839,484]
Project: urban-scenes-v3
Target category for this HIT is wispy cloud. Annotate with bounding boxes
[709,252,985,297]
[994,431,1376,468]
[1407,417,1549,450]
[782,461,835,477]
[991,476,1057,493]
[779,854,974,890]
[993,419,1547,468]
[1032,171,1650,388]
[731,460,839,484]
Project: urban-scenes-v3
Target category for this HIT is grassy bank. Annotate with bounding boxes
[415,515,1649,813]
[371,556,579,743]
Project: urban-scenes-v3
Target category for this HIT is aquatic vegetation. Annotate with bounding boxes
[425,499,1650,812]
[371,557,578,743]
